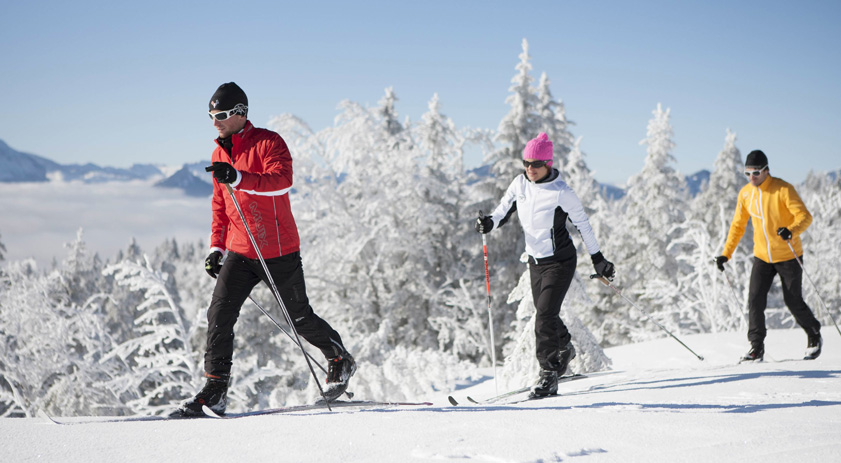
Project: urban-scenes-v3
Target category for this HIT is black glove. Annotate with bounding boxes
[591,252,615,279]
[205,162,238,184]
[205,251,223,278]
[714,255,728,272]
[777,227,792,241]
[475,215,493,234]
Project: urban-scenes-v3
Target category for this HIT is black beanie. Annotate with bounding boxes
[745,150,768,167]
[209,82,248,114]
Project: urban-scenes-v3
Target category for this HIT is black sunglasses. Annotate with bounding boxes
[523,160,548,169]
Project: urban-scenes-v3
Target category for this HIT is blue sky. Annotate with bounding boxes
[2,0,839,185]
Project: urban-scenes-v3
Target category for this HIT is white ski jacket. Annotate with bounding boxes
[490,169,600,264]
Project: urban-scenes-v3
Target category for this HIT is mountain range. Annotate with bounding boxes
[9,138,828,199]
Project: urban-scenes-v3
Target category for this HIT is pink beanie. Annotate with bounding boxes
[523,132,553,166]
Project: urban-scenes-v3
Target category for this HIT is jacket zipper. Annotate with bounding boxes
[754,187,773,263]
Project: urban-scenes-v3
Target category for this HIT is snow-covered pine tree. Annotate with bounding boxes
[601,104,689,345]
[100,255,202,415]
[536,72,575,171]
[379,86,404,138]
[692,129,746,240]
[0,235,117,417]
[667,129,753,334]
[267,91,498,401]
[797,172,841,329]
[415,94,485,358]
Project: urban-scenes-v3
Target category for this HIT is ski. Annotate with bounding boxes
[39,409,206,425]
[41,400,432,425]
[448,374,587,406]
[202,400,433,419]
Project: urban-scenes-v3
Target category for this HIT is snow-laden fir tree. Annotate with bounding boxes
[667,129,753,333]
[692,129,745,240]
[267,88,490,402]
[99,255,202,415]
[0,234,117,417]
[536,71,575,171]
[601,104,689,345]
[414,94,487,359]
[797,173,841,330]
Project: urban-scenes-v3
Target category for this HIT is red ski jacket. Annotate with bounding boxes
[209,121,300,259]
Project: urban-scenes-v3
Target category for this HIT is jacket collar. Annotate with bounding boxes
[215,120,253,151]
[753,175,775,192]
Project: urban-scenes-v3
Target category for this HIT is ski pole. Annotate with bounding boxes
[209,173,332,409]
[590,274,705,361]
[246,295,354,399]
[479,210,498,395]
[784,240,841,337]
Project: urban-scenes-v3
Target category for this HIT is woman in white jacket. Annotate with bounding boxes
[476,132,614,397]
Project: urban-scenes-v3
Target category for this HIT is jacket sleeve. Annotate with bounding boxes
[233,134,293,195]
[721,189,749,259]
[489,177,520,230]
[783,184,812,237]
[558,186,600,255]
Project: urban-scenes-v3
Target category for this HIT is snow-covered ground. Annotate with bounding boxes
[4,328,839,462]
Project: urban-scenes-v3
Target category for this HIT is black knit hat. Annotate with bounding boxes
[745,150,768,167]
[209,82,248,115]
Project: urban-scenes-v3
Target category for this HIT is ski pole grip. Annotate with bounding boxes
[590,274,610,285]
[204,165,214,172]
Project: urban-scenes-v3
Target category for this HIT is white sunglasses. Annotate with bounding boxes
[744,165,768,177]
[208,104,247,121]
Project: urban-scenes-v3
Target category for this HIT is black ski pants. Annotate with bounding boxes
[747,256,821,348]
[204,251,345,377]
[529,254,576,371]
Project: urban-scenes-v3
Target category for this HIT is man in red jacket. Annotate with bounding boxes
[172,83,355,417]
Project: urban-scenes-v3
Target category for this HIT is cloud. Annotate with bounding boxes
[0,180,210,268]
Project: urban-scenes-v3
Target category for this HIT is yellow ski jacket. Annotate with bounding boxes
[722,176,811,263]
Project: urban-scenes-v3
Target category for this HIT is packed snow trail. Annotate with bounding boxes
[6,330,841,462]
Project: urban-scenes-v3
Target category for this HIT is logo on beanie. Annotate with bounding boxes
[211,100,219,108]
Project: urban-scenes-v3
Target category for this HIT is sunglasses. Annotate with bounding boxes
[744,165,767,177]
[523,160,548,169]
[208,104,247,121]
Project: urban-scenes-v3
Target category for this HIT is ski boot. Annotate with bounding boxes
[322,353,357,402]
[739,345,764,363]
[530,369,559,398]
[804,333,822,360]
[170,374,229,418]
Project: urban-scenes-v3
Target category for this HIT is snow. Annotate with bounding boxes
[5,328,839,462]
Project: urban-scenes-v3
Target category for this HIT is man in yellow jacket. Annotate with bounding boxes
[716,150,821,362]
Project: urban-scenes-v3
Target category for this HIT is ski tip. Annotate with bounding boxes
[447,396,459,406]
[38,409,60,424]
[201,405,222,418]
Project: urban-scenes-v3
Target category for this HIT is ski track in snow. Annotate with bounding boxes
[4,329,841,462]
